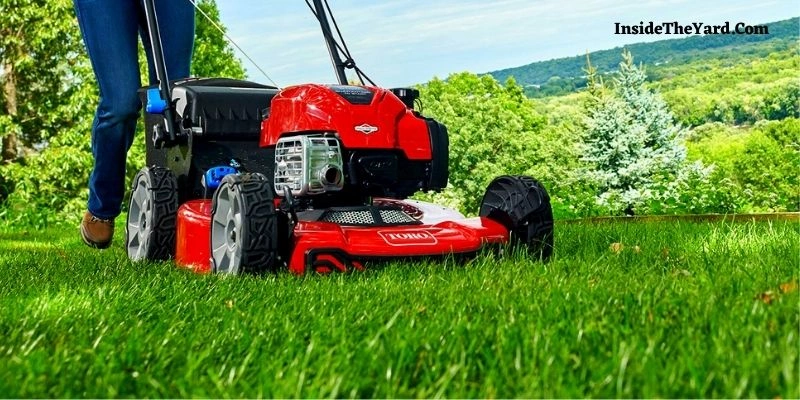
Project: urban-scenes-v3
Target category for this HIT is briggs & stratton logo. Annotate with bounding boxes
[378,230,438,246]
[354,123,379,134]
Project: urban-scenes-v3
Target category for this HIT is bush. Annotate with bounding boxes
[0,118,149,228]
[685,121,735,143]
[684,118,799,212]
[758,116,800,147]
[762,79,800,121]
[733,122,799,211]
[0,126,93,227]
[415,73,576,215]
[642,164,746,214]
[550,178,611,219]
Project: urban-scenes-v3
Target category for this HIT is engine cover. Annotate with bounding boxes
[261,84,449,197]
[261,84,432,161]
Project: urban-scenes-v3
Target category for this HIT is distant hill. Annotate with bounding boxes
[487,17,799,97]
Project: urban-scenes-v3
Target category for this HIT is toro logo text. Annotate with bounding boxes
[378,230,438,246]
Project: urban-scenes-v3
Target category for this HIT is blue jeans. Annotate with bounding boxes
[74,0,194,220]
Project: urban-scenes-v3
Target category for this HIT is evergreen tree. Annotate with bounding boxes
[580,49,705,213]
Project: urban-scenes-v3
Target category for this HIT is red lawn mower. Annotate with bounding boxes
[126,0,554,274]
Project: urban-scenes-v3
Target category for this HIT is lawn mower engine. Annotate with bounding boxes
[125,0,554,275]
[264,83,449,204]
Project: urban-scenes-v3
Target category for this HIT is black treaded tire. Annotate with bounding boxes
[125,166,179,261]
[479,175,554,261]
[210,173,281,274]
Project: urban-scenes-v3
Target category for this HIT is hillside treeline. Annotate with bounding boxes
[489,17,798,87]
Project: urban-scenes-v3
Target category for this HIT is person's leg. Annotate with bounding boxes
[140,0,195,84]
[74,0,142,222]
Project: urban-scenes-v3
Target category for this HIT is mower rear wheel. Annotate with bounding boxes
[126,166,179,261]
[210,173,281,274]
[479,175,554,261]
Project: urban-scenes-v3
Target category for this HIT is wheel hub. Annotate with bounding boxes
[226,219,237,250]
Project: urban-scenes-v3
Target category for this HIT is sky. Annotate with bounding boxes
[214,0,799,88]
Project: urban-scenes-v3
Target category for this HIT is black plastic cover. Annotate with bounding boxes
[356,155,399,184]
[139,78,278,202]
[172,78,279,140]
[426,119,449,191]
[389,87,419,109]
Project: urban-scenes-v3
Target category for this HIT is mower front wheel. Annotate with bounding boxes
[126,166,179,261]
[479,175,554,261]
[210,173,281,274]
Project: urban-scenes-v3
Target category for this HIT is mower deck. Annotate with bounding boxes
[175,199,509,274]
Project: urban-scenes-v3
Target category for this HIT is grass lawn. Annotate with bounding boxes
[0,219,797,398]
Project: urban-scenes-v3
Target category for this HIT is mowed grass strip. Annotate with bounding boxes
[0,220,797,398]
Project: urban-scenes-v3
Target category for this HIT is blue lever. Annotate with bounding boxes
[202,166,237,191]
[145,88,168,114]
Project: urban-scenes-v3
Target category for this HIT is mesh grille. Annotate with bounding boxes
[323,210,375,225]
[379,209,417,224]
[319,208,419,226]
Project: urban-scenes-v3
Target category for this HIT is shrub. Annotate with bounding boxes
[733,122,799,211]
[758,116,800,147]
[684,118,800,212]
[642,164,745,214]
[0,124,93,227]
[415,73,575,215]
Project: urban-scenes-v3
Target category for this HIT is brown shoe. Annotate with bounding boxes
[80,211,114,249]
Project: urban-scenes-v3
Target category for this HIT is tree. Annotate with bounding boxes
[190,0,246,80]
[580,49,707,214]
[0,0,249,227]
[416,73,574,213]
[0,0,88,162]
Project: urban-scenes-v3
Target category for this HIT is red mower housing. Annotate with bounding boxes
[175,198,509,275]
[125,0,554,275]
